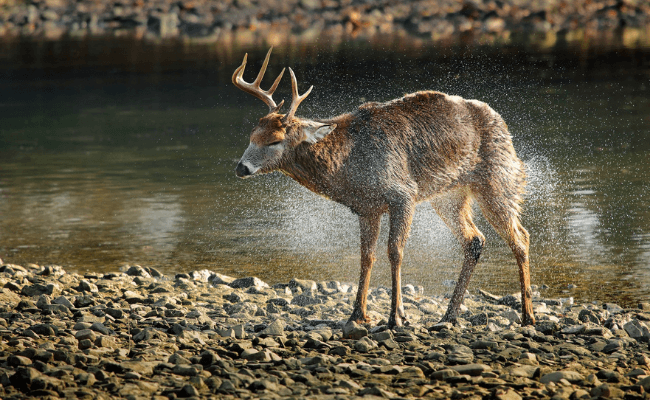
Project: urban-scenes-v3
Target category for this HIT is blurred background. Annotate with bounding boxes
[0,0,649,305]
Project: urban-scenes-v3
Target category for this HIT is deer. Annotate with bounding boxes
[232,48,535,328]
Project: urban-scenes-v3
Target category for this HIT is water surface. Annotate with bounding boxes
[1,39,649,306]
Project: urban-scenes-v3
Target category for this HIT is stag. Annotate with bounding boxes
[232,48,535,327]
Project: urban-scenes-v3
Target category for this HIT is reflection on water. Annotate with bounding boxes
[0,39,649,306]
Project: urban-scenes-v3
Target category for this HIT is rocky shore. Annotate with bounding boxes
[1,0,650,49]
[2,260,650,399]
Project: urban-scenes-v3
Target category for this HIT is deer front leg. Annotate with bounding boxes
[387,200,415,328]
[349,213,381,324]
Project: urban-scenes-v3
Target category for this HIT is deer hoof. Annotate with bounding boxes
[348,310,371,325]
[439,313,458,325]
[387,315,403,328]
[522,314,536,326]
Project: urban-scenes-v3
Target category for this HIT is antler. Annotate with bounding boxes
[232,47,285,113]
[282,68,313,123]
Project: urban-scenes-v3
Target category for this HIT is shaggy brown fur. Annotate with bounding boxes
[233,51,535,328]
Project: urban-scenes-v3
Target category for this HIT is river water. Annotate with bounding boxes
[1,38,648,306]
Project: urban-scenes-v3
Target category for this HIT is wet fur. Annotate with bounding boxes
[244,90,535,327]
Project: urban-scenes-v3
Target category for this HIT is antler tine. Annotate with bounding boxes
[282,67,313,123]
[232,47,285,113]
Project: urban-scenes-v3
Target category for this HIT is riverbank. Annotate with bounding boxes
[2,260,650,399]
[1,0,650,50]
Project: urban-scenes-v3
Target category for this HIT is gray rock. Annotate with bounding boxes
[169,353,192,364]
[469,312,489,326]
[90,322,111,335]
[450,363,492,376]
[371,330,393,342]
[446,345,474,364]
[52,295,74,309]
[172,364,200,376]
[229,276,269,289]
[624,319,650,340]
[292,294,322,306]
[179,383,200,397]
[540,370,585,384]
[430,369,460,380]
[208,273,236,285]
[429,322,453,331]
[561,324,586,334]
[79,280,98,293]
[288,278,317,292]
[257,319,285,337]
[354,336,377,352]
[29,323,57,336]
[241,348,272,362]
[267,297,289,306]
[126,265,152,277]
[75,329,97,342]
[9,367,41,391]
[501,309,521,324]
[105,308,124,319]
[342,320,367,339]
[604,303,624,314]
[8,354,33,366]
[578,309,600,324]
[508,365,540,378]
[492,387,522,400]
[470,340,497,350]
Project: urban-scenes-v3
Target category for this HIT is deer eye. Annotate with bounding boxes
[268,141,283,146]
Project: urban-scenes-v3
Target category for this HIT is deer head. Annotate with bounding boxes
[233,48,336,178]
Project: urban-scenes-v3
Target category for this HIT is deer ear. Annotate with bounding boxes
[302,123,336,144]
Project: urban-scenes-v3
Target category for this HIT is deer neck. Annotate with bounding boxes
[279,117,350,198]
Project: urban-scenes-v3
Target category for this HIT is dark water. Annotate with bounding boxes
[1,38,649,306]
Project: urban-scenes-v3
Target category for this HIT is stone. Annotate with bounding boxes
[492,387,522,400]
[540,370,585,384]
[172,365,200,376]
[429,322,453,331]
[591,383,624,398]
[9,367,41,391]
[29,323,56,336]
[292,294,322,306]
[469,312,489,326]
[75,329,97,342]
[604,303,624,314]
[446,344,474,364]
[229,276,269,289]
[75,372,96,386]
[450,363,492,376]
[431,369,460,380]
[90,322,111,335]
[126,265,151,277]
[508,365,540,378]
[209,273,236,285]
[342,320,367,339]
[78,279,98,293]
[241,349,272,362]
[169,353,192,364]
[179,384,200,397]
[288,278,317,292]
[561,324,586,334]
[8,354,33,366]
[624,319,650,340]
[354,336,377,352]
[501,309,522,324]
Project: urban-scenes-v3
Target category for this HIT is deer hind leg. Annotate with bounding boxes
[349,212,381,324]
[475,190,536,326]
[387,199,415,328]
[431,190,485,325]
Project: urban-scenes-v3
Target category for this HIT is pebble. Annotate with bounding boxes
[2,261,650,399]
